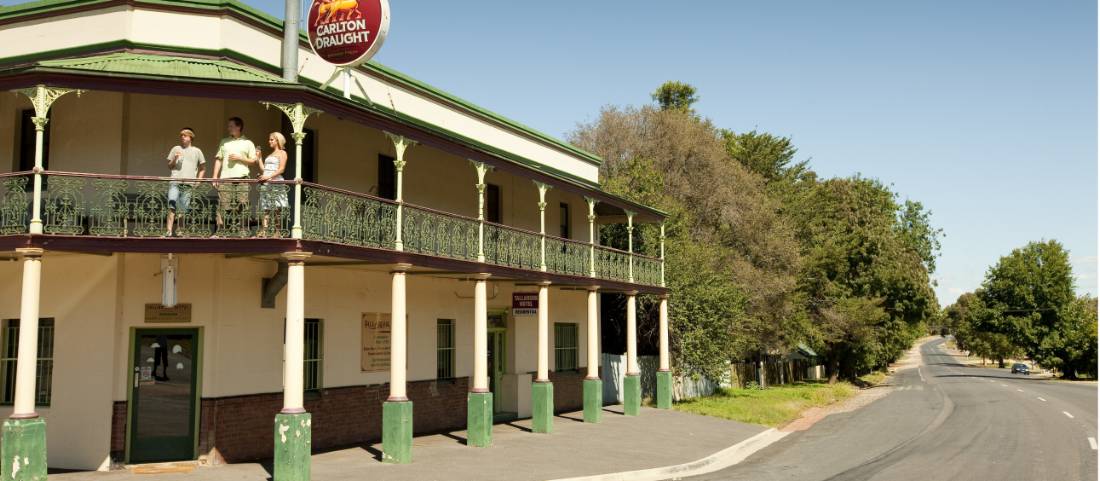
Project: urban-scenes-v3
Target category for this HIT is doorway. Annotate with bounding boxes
[127,328,200,464]
[487,312,507,414]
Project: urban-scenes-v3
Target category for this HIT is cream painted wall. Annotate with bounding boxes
[0,254,118,470]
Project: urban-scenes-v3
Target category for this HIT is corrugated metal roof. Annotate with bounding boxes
[37,52,285,83]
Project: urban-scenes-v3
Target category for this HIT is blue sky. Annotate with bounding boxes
[252,0,1097,305]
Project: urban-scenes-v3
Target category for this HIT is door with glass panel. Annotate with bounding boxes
[128,329,199,464]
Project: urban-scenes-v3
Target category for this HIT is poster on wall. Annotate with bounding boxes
[361,312,391,372]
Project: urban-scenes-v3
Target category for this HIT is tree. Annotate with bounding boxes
[979,240,1078,376]
[652,81,699,111]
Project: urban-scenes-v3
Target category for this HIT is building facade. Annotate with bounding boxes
[0,0,673,477]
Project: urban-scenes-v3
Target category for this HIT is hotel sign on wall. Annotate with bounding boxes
[307,0,390,66]
[513,293,538,316]
[361,312,391,372]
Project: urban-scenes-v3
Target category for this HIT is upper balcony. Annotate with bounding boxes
[0,170,664,291]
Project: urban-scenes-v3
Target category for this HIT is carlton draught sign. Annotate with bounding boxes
[307,0,390,66]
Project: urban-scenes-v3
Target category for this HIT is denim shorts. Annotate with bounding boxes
[167,182,191,213]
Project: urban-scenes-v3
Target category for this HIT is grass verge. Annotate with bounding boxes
[673,381,858,427]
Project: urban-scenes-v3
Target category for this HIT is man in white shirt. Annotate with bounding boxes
[166,127,205,236]
[211,117,259,232]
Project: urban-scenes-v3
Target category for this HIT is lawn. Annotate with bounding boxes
[673,381,858,427]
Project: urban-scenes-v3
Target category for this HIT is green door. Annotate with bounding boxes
[129,329,199,464]
[487,329,506,413]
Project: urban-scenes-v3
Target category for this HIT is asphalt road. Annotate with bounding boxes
[687,338,1098,481]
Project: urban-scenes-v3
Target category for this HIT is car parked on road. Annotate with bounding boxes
[1011,363,1030,375]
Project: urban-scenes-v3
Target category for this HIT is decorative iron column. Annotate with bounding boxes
[264,102,320,240]
[274,251,311,481]
[585,197,598,278]
[624,290,641,416]
[467,273,493,447]
[535,182,551,272]
[2,248,46,481]
[16,85,82,235]
[383,263,413,463]
[532,281,553,433]
[472,162,492,262]
[626,211,636,283]
[385,133,416,251]
[583,285,602,423]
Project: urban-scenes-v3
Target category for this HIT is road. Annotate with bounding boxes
[687,338,1098,481]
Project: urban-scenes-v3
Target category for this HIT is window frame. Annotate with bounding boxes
[436,319,456,380]
[303,318,323,393]
[0,318,55,406]
[554,322,578,372]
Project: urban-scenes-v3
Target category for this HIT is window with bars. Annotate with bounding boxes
[437,319,455,379]
[1,318,54,406]
[304,319,322,392]
[554,323,578,372]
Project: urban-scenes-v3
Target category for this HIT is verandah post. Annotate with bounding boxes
[2,248,46,481]
[274,251,311,481]
[386,133,416,251]
[472,162,492,262]
[583,285,602,423]
[623,290,641,416]
[467,273,493,447]
[261,102,320,240]
[15,85,82,235]
[532,280,553,433]
[383,263,414,463]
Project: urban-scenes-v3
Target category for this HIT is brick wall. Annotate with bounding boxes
[111,377,471,463]
[548,370,584,413]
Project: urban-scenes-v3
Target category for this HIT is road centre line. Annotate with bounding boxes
[1089,437,1097,450]
[1037,397,1047,402]
[1063,411,1074,419]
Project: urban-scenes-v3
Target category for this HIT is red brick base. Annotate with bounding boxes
[111,377,470,463]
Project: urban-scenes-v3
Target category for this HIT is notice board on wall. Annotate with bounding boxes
[361,312,391,372]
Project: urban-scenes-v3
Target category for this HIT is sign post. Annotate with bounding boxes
[307,0,390,100]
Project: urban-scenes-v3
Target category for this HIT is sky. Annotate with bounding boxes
[249,0,1097,306]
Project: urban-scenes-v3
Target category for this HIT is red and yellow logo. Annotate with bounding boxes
[307,0,389,67]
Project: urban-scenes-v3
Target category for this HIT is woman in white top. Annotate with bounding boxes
[258,132,289,237]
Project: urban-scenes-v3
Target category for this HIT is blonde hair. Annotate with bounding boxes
[269,132,286,150]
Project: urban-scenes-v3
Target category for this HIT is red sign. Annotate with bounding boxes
[307,0,390,67]
[513,292,538,316]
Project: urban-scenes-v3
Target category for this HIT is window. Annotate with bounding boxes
[377,154,396,200]
[554,323,578,372]
[559,202,570,239]
[1,318,54,406]
[437,319,455,379]
[486,184,501,223]
[304,319,322,392]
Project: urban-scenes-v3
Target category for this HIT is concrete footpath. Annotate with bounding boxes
[52,406,766,481]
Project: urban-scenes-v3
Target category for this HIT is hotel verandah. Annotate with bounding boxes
[0,0,675,477]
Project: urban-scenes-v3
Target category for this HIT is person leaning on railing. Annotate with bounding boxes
[165,127,206,237]
[211,116,259,235]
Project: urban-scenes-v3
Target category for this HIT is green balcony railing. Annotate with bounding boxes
[0,171,665,288]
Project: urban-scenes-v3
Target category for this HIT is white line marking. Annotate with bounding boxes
[1089,437,1097,450]
[1037,397,1046,402]
[918,366,925,382]
[1016,389,1023,392]
[1000,383,1008,387]
[1063,411,1074,419]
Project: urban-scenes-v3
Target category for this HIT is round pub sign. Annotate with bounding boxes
[307,0,390,67]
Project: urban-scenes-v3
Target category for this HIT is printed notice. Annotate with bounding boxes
[361,312,392,372]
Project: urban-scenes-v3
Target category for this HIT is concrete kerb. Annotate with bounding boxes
[546,428,788,481]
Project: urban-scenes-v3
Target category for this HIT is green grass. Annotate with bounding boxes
[674,382,858,427]
[857,371,888,387]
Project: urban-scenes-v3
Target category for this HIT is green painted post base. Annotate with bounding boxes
[466,392,493,447]
[273,412,311,481]
[657,370,673,409]
[2,417,46,481]
[624,374,641,416]
[382,400,413,464]
[531,381,554,434]
[583,378,603,423]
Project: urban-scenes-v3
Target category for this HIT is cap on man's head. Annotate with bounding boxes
[180,128,196,139]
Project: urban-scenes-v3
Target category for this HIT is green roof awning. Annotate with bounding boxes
[37,52,285,84]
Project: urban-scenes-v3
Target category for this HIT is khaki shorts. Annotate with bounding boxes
[217,179,249,207]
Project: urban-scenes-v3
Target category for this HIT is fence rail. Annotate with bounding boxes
[0,171,665,288]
